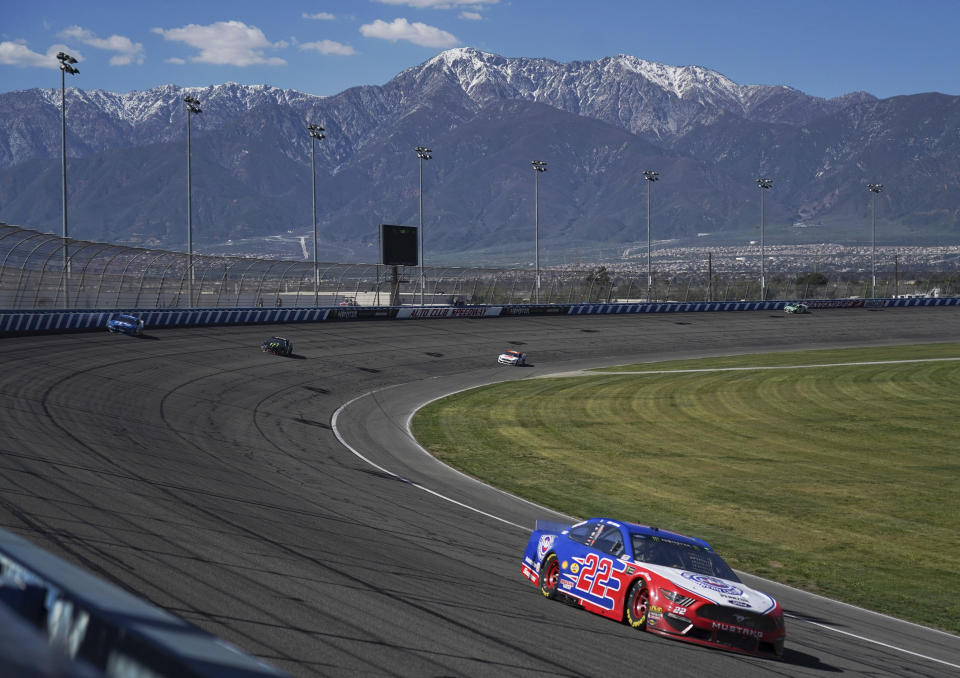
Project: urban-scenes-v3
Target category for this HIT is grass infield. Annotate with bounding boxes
[411,343,960,634]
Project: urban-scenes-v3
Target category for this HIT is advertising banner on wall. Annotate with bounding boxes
[501,305,572,316]
[329,307,399,320]
[396,306,502,319]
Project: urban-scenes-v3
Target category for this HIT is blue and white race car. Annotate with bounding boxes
[106,313,144,336]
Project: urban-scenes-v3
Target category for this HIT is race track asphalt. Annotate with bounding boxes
[1,307,959,677]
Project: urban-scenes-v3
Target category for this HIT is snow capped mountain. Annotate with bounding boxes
[0,82,331,169]
[0,47,874,168]
[2,47,955,261]
[406,48,873,141]
[36,81,322,125]
[423,47,752,106]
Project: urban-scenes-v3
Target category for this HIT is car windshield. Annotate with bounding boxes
[630,534,740,581]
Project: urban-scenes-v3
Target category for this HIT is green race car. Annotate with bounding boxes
[261,336,294,356]
[784,302,809,314]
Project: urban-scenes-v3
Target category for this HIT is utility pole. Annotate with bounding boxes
[308,123,325,306]
[58,52,79,307]
[756,178,773,300]
[643,170,659,300]
[184,95,202,305]
[532,160,548,303]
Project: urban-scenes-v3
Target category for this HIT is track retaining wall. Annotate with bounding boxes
[1,297,958,334]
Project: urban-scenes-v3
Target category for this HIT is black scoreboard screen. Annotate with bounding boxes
[379,224,419,266]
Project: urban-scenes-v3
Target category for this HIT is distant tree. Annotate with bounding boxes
[796,272,828,285]
[585,266,611,286]
[584,266,613,302]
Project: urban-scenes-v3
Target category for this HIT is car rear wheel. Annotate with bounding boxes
[539,553,561,600]
[625,581,649,629]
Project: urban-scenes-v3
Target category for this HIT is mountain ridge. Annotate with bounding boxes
[1,47,875,168]
[1,47,956,265]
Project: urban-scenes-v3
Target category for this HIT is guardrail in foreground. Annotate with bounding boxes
[0,527,289,678]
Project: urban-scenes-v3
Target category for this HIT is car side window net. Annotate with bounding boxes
[593,526,625,556]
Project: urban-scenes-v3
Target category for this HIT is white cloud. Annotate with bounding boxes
[0,40,74,68]
[460,11,482,20]
[152,21,287,66]
[59,26,144,66]
[303,12,336,20]
[360,18,458,48]
[165,57,186,65]
[376,0,498,8]
[300,40,356,56]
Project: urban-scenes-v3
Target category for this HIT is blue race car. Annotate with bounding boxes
[521,517,786,657]
[106,313,144,336]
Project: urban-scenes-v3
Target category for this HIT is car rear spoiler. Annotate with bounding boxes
[535,519,572,533]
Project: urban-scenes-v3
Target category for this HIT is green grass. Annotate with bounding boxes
[411,343,960,633]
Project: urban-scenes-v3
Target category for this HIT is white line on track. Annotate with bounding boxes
[544,356,960,378]
[331,390,531,532]
[785,614,960,669]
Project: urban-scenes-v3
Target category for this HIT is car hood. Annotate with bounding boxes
[642,563,777,614]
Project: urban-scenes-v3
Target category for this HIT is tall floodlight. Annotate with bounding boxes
[415,146,432,305]
[531,160,548,303]
[867,183,884,298]
[756,178,773,300]
[308,123,326,306]
[184,95,202,305]
[642,170,659,300]
[58,52,79,307]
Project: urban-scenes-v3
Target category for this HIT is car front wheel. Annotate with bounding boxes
[539,553,561,600]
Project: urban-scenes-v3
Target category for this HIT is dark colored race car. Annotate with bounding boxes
[261,336,293,356]
[522,517,785,658]
[106,313,144,336]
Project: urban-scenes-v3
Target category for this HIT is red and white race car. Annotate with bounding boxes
[522,517,785,658]
[497,349,527,366]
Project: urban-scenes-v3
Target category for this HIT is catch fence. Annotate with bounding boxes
[0,223,956,310]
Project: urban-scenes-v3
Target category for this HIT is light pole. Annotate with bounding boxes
[531,160,547,303]
[308,123,325,306]
[415,146,432,305]
[643,170,659,300]
[756,178,773,300]
[867,183,884,298]
[58,52,78,307]
[184,95,202,305]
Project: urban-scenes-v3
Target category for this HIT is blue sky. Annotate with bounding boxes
[2,0,957,100]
